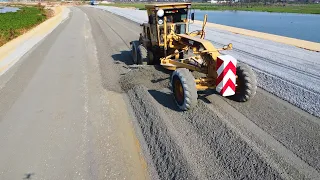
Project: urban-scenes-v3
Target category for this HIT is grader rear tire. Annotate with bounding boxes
[137,45,153,65]
[171,68,198,110]
[131,41,140,64]
[231,63,257,102]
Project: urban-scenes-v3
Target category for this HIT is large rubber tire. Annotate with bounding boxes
[137,45,148,65]
[147,50,154,65]
[137,45,153,65]
[171,68,198,110]
[131,41,140,64]
[230,63,257,102]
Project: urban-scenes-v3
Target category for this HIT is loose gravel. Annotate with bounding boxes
[82,7,320,180]
[127,85,197,180]
[128,85,285,179]
[120,65,170,92]
[92,5,320,117]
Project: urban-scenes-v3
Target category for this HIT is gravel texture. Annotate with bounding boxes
[128,85,197,180]
[1,6,319,180]
[120,65,171,92]
[81,7,320,179]
[128,86,285,179]
[92,5,320,117]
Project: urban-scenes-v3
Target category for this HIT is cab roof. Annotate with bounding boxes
[145,3,191,9]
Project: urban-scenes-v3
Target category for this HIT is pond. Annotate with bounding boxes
[194,10,320,43]
[0,6,20,13]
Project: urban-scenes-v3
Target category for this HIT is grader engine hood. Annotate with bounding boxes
[178,34,205,48]
[176,34,220,59]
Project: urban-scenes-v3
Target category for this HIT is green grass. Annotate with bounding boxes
[0,6,47,46]
[101,3,320,14]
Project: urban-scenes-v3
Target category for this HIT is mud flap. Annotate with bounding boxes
[216,55,237,96]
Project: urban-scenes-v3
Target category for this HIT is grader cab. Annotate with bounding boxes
[131,3,192,65]
[131,3,257,110]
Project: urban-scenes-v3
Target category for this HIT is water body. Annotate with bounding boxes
[0,6,20,13]
[194,10,320,43]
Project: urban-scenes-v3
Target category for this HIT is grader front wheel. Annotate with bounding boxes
[171,68,198,110]
[231,63,257,102]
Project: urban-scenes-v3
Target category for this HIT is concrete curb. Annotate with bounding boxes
[0,6,70,76]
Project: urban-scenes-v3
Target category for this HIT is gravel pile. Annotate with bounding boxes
[119,65,171,92]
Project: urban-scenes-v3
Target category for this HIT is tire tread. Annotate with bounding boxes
[171,68,198,110]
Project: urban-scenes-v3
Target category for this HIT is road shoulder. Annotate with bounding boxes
[0,6,70,76]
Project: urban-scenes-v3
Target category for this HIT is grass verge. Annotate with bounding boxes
[0,5,50,47]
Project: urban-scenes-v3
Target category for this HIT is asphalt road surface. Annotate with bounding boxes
[0,7,319,180]
[0,7,148,180]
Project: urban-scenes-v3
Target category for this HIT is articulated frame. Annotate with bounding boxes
[160,15,233,91]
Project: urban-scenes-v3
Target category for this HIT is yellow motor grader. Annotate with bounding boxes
[131,3,257,110]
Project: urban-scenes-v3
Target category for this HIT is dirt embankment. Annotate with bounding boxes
[0,3,61,47]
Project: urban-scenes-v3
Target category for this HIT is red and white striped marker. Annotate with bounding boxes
[216,55,237,96]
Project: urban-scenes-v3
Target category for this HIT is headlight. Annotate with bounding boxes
[158,19,163,25]
[157,9,164,17]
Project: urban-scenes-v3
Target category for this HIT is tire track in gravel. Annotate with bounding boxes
[82,7,320,180]
[128,86,314,179]
[128,86,198,180]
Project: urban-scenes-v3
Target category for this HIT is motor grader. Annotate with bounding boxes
[131,3,257,110]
